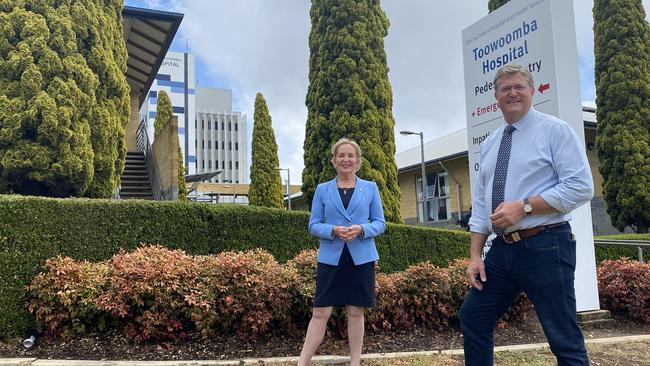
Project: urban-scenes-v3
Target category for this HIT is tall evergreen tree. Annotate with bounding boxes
[154,90,173,137]
[302,0,402,222]
[488,0,510,12]
[0,0,129,198]
[594,0,650,233]
[0,1,97,196]
[249,93,284,208]
[154,90,186,201]
[74,0,130,198]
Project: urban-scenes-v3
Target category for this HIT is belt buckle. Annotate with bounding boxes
[502,231,521,244]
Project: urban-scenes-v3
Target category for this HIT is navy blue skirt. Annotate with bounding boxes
[314,243,376,308]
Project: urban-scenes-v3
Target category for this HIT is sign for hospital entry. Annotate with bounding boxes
[461,0,600,312]
[463,0,560,188]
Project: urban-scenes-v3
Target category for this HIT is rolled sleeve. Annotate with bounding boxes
[540,124,594,213]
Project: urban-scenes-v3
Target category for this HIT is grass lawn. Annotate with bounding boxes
[273,340,650,365]
[358,341,650,366]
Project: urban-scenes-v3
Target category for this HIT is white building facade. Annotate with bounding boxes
[195,86,248,184]
[141,51,248,183]
[141,51,197,174]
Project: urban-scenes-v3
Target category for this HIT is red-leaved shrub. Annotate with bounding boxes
[446,257,532,325]
[367,272,412,332]
[23,245,555,342]
[25,256,109,340]
[446,258,471,319]
[286,249,318,325]
[401,262,453,329]
[598,258,650,323]
[189,249,298,340]
[97,245,199,341]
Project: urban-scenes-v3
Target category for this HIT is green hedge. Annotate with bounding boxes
[0,195,469,337]
[596,233,650,240]
[594,234,650,263]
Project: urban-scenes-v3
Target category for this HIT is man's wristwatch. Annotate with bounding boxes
[523,198,533,215]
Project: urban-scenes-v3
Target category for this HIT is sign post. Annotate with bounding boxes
[462,0,599,311]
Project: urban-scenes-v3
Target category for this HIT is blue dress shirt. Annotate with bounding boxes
[469,107,594,235]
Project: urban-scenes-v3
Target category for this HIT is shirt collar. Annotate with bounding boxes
[504,107,536,132]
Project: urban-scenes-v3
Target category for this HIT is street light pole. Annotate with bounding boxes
[286,168,291,210]
[276,167,291,210]
[400,130,428,224]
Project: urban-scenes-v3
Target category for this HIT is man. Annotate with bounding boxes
[459,63,593,366]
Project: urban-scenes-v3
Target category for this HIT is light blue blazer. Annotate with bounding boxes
[309,177,386,266]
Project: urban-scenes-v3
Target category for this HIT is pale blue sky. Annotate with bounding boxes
[125,0,650,184]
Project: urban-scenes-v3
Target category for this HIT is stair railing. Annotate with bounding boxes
[136,120,164,200]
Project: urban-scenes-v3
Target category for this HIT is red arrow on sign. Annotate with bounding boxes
[538,83,550,94]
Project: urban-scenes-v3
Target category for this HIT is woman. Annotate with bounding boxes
[297,138,386,366]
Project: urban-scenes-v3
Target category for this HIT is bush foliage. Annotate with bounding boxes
[189,249,297,340]
[0,0,129,198]
[26,245,533,342]
[25,257,109,340]
[597,258,650,323]
[24,248,650,342]
[97,245,199,341]
[0,195,469,337]
[3,195,644,338]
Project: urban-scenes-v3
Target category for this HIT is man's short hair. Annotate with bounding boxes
[493,64,534,88]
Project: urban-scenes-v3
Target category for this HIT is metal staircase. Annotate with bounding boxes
[119,151,154,200]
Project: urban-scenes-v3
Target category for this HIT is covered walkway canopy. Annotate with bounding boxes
[122,6,183,106]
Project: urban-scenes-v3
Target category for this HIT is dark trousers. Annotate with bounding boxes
[459,223,589,366]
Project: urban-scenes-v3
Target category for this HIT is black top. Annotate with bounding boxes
[338,187,354,209]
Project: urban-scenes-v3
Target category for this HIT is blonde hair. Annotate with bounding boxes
[493,63,534,88]
[331,138,363,170]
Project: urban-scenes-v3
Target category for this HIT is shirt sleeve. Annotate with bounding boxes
[469,148,491,235]
[539,122,594,213]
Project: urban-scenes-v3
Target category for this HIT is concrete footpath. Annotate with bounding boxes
[2,334,650,366]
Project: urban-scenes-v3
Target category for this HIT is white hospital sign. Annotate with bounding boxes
[462,0,600,312]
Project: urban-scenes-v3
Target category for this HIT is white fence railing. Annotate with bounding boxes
[593,239,650,263]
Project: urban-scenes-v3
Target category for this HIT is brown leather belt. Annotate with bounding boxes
[499,222,568,243]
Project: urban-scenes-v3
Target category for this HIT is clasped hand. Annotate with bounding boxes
[333,225,362,243]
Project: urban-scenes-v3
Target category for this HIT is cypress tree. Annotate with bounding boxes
[0,0,129,198]
[0,1,97,196]
[154,90,173,137]
[488,0,510,12]
[302,0,402,223]
[593,0,650,233]
[154,90,186,201]
[74,0,130,198]
[249,93,284,208]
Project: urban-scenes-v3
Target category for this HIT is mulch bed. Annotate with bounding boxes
[1,314,649,361]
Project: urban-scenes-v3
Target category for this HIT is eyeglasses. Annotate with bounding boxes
[497,84,530,94]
